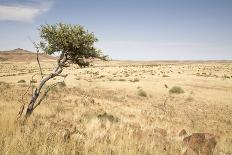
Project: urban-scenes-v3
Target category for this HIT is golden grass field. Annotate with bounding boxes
[0,50,232,155]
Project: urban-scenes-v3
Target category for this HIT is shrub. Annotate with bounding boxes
[30,80,37,83]
[129,78,139,82]
[138,89,147,97]
[222,74,230,79]
[57,81,66,88]
[162,74,170,77]
[118,79,126,81]
[0,81,10,89]
[169,86,184,94]
[17,79,26,83]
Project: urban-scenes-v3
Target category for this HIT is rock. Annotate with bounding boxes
[179,129,187,137]
[183,133,217,155]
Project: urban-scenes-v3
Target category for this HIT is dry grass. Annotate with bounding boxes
[0,58,232,155]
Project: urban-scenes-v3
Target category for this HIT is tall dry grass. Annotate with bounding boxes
[0,62,232,155]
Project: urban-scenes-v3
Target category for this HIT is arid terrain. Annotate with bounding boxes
[0,49,232,155]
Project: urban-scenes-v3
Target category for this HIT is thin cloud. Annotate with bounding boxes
[0,0,53,22]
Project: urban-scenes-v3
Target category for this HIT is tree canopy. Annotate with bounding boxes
[18,23,108,118]
[38,23,107,67]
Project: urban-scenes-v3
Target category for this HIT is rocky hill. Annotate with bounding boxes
[0,48,56,62]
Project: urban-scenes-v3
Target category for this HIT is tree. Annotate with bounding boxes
[19,23,107,118]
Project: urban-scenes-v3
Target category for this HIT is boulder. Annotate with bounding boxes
[183,133,217,155]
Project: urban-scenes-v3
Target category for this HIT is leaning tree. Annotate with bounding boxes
[18,23,107,118]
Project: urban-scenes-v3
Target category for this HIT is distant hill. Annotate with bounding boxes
[0,48,56,62]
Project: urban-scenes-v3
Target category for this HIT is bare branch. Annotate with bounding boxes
[33,42,43,78]
[33,83,59,110]
[25,52,67,117]
[32,74,67,111]
[17,73,38,119]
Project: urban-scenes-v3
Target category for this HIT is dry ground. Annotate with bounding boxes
[0,53,232,154]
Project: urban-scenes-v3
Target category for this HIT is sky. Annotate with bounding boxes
[0,0,232,60]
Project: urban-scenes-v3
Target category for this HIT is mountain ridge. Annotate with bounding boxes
[0,48,56,62]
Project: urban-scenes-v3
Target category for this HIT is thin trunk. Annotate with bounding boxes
[25,52,66,117]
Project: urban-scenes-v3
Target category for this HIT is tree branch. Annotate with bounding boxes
[33,83,59,110]
[25,52,67,117]
[17,73,38,119]
[33,42,43,78]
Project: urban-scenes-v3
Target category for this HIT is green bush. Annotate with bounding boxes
[162,74,170,77]
[169,86,184,94]
[30,79,37,83]
[138,89,147,97]
[118,79,126,81]
[17,79,26,83]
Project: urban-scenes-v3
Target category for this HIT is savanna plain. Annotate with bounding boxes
[0,49,232,155]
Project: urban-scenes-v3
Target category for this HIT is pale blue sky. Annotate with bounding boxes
[0,0,232,60]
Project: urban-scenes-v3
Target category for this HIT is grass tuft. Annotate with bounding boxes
[17,79,26,83]
[169,86,184,94]
[138,89,147,97]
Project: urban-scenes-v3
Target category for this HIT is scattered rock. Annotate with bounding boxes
[179,129,187,137]
[183,133,217,155]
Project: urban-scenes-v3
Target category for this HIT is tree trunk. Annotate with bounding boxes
[25,52,66,118]
[25,73,56,117]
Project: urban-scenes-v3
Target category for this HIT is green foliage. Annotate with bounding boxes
[0,57,8,61]
[30,80,37,83]
[162,74,170,77]
[118,78,126,81]
[169,86,184,94]
[138,89,147,97]
[38,23,107,67]
[17,79,26,83]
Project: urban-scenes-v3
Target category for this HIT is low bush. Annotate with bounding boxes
[169,86,184,94]
[129,78,139,82]
[138,89,147,97]
[17,79,26,83]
